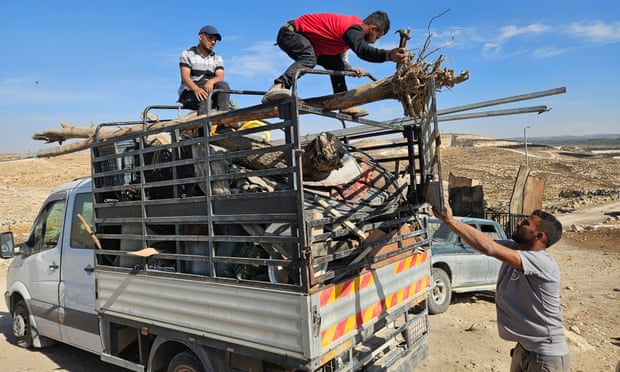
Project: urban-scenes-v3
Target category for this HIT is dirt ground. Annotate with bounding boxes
[0,143,618,371]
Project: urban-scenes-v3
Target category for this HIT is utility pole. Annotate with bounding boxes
[523,126,531,167]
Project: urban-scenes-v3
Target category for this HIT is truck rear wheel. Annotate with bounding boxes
[167,351,206,372]
[12,299,33,348]
[428,268,452,314]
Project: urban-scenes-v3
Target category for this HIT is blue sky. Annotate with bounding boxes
[1,1,618,153]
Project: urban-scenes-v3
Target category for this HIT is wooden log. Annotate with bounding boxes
[302,78,395,112]
[207,131,347,181]
[76,213,102,250]
[34,115,201,157]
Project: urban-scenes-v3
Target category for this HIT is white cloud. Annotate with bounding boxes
[567,21,620,43]
[531,46,565,58]
[226,41,290,81]
[497,23,551,41]
[475,20,619,60]
[482,42,503,58]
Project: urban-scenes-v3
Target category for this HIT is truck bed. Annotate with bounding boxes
[91,93,441,369]
[96,251,429,362]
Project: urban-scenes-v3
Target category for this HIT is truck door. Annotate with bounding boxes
[59,191,102,353]
[23,195,66,341]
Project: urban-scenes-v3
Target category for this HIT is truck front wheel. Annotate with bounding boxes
[428,268,452,314]
[167,351,206,372]
[12,299,33,348]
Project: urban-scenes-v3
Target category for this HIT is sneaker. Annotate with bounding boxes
[262,83,291,103]
[339,106,369,117]
[206,110,229,116]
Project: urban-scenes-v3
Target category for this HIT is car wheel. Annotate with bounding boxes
[167,351,207,372]
[12,299,33,348]
[428,268,452,314]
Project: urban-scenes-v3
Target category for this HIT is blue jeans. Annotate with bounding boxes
[510,343,570,372]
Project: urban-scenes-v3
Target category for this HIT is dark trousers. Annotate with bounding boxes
[275,23,347,93]
[509,343,569,372]
[178,80,230,115]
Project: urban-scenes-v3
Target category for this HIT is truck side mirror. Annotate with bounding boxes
[0,232,15,258]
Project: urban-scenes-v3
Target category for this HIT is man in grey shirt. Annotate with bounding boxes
[433,203,569,372]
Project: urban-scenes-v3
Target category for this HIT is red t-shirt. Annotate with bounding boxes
[294,13,363,56]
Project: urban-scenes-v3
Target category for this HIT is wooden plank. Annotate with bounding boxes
[523,175,545,215]
[509,165,530,215]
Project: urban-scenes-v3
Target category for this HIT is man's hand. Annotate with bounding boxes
[351,67,365,77]
[202,79,216,93]
[193,80,217,102]
[387,47,408,63]
[193,86,208,102]
[432,202,454,223]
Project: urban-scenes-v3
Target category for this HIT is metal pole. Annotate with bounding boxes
[524,126,530,167]
[438,87,566,116]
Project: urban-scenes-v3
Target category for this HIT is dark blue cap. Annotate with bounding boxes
[199,25,222,41]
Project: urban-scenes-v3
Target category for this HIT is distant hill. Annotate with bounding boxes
[504,134,620,147]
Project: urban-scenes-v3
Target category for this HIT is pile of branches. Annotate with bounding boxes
[392,9,469,119]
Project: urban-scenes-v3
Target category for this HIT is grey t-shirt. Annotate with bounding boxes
[495,240,568,356]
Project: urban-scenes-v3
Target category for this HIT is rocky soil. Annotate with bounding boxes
[0,136,619,371]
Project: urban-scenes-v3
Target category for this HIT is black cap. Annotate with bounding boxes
[199,25,222,41]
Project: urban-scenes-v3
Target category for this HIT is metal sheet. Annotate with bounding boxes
[96,271,312,358]
[312,253,430,352]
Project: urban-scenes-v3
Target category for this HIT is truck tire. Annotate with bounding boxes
[428,268,452,314]
[167,351,206,372]
[12,299,33,348]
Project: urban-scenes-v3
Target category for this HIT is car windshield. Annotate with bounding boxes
[430,222,453,242]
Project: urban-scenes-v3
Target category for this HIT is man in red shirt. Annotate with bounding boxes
[262,11,407,117]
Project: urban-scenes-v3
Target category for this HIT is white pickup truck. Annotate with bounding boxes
[2,85,443,371]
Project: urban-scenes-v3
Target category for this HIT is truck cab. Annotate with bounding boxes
[3,176,101,352]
